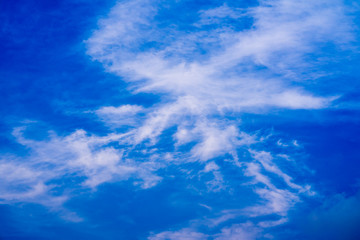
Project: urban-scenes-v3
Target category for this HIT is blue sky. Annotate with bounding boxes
[1,0,360,239]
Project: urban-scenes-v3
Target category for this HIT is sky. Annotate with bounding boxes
[0,0,360,239]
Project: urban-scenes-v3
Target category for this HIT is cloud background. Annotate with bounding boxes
[0,0,360,239]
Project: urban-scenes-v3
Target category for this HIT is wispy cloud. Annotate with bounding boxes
[95,104,144,127]
[149,228,208,240]
[0,127,162,207]
[1,0,357,238]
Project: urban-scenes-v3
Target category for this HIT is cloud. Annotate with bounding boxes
[1,0,357,238]
[196,3,246,26]
[148,228,208,240]
[87,0,353,113]
[95,104,144,127]
[85,0,355,170]
[0,127,162,208]
[214,222,261,240]
[96,104,144,116]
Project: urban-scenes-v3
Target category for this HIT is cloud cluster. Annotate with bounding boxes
[1,0,356,238]
[0,127,162,208]
[87,0,354,236]
[87,0,353,111]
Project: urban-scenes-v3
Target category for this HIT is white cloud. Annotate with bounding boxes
[215,222,261,240]
[203,161,220,173]
[96,104,144,127]
[1,0,356,237]
[241,150,313,217]
[96,104,143,115]
[85,0,355,169]
[196,3,245,26]
[148,228,208,240]
[0,127,162,207]
[250,150,306,191]
[87,0,353,115]
[84,0,353,237]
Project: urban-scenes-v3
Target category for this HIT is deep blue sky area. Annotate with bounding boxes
[0,0,359,239]
[0,0,143,134]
